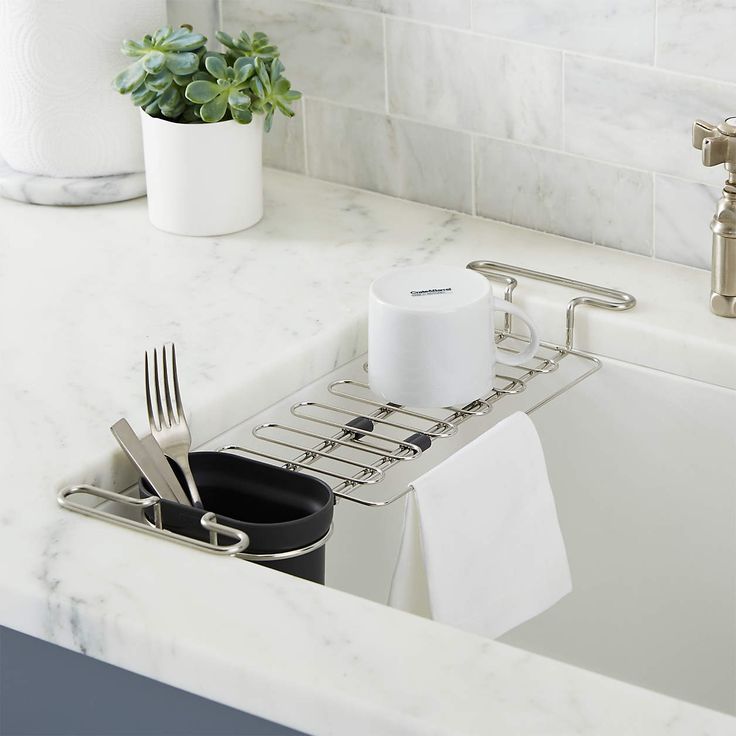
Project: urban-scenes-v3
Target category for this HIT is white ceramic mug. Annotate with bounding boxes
[368,265,540,407]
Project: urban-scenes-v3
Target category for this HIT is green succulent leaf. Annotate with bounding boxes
[274,97,295,117]
[200,92,228,122]
[185,79,220,103]
[180,105,201,123]
[249,76,265,99]
[205,54,228,79]
[233,57,255,84]
[131,82,157,107]
[113,59,146,94]
[152,25,172,46]
[215,31,235,48]
[165,51,199,75]
[121,39,146,58]
[142,50,166,73]
[158,85,185,118]
[272,77,290,96]
[232,107,253,124]
[255,59,270,91]
[144,98,161,116]
[145,68,173,92]
[228,90,251,109]
[270,58,284,80]
[264,107,274,133]
[165,27,207,51]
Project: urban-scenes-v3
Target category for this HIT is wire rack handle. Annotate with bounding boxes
[467,260,637,349]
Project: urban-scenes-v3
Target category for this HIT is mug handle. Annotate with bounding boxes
[492,297,540,367]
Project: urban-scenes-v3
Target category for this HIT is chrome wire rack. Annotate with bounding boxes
[217,261,635,507]
[57,261,635,554]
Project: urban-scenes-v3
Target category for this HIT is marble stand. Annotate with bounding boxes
[0,159,146,206]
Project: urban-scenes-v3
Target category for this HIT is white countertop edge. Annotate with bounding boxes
[3,534,733,736]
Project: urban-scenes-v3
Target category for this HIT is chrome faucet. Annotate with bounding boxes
[692,117,736,317]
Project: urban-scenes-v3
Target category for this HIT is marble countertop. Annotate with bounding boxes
[1,170,733,735]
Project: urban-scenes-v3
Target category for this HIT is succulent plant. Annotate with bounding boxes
[185,56,256,123]
[216,30,279,62]
[248,58,301,132]
[114,24,301,128]
[114,25,206,118]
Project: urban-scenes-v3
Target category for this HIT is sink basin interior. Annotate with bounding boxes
[99,351,736,716]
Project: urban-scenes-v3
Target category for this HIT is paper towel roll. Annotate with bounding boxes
[0,0,166,178]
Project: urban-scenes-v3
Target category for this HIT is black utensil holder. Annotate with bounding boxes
[139,451,334,584]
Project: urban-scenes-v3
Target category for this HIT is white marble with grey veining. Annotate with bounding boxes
[167,0,222,46]
[0,158,146,206]
[565,54,736,184]
[264,99,306,174]
[657,0,736,84]
[0,169,734,735]
[307,99,473,212]
[475,137,653,254]
[221,0,385,111]
[655,174,721,268]
[472,0,654,63]
[386,19,563,148]
[325,0,471,27]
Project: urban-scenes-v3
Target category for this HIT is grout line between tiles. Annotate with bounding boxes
[561,51,567,151]
[382,14,389,114]
[470,135,477,216]
[302,99,310,176]
[652,172,657,259]
[214,0,223,35]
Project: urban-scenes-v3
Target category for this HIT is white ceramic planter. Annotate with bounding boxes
[0,0,165,177]
[140,112,264,236]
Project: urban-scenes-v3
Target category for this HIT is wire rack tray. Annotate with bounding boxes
[58,261,636,555]
[218,260,635,507]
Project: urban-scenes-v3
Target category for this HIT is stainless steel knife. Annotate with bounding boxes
[110,418,190,505]
[141,434,194,507]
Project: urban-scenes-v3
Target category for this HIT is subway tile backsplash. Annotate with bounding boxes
[475,138,653,255]
[657,0,735,84]
[218,0,736,271]
[565,55,736,183]
[326,0,472,28]
[223,0,385,110]
[472,0,655,64]
[306,100,473,213]
[654,175,720,269]
[263,99,305,174]
[386,20,563,147]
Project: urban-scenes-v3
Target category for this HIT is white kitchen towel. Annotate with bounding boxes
[388,411,572,639]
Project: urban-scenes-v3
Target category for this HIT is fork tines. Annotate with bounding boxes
[145,343,183,432]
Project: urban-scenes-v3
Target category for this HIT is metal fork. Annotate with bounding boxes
[145,343,203,508]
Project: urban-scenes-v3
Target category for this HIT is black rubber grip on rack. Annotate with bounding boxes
[346,416,374,438]
[404,432,432,452]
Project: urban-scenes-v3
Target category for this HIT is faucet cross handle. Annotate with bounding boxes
[693,117,736,168]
